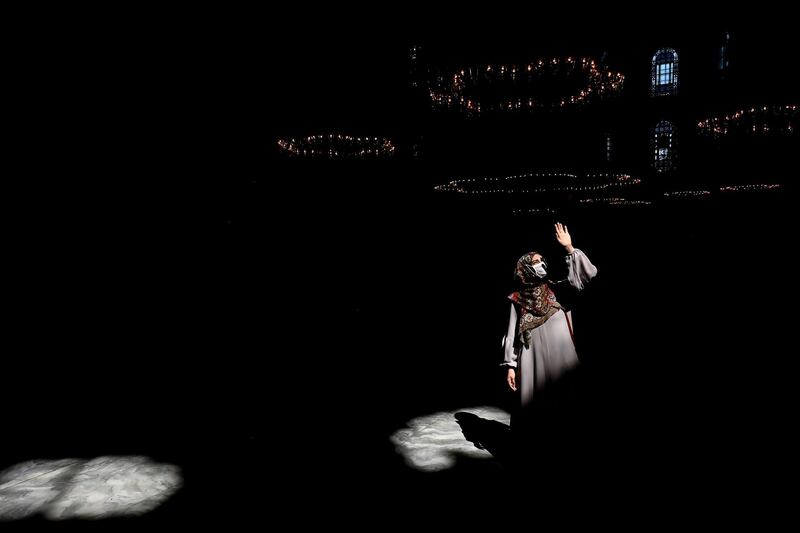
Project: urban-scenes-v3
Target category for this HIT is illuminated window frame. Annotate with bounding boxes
[651,48,678,97]
[652,120,675,172]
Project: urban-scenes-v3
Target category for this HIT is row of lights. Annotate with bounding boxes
[510,184,782,215]
[435,172,640,194]
[513,198,653,215]
[697,105,797,137]
[719,184,782,192]
[429,57,624,115]
[434,172,577,191]
[511,207,558,216]
[580,197,626,204]
[277,134,396,158]
[606,199,652,206]
[663,190,712,198]
[435,182,643,194]
[579,197,653,206]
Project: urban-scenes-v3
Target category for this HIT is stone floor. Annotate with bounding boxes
[0,456,181,522]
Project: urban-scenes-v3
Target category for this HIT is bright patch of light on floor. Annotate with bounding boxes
[389,406,510,472]
[0,456,182,521]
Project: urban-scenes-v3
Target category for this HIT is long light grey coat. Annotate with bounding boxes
[502,249,597,407]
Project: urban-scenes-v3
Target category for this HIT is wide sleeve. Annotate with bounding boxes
[565,248,598,291]
[501,303,519,368]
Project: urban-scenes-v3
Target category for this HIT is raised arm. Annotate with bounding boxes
[556,222,597,291]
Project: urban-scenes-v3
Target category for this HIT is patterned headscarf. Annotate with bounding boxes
[507,251,562,347]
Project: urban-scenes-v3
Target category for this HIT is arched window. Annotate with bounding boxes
[651,48,678,96]
[652,121,675,172]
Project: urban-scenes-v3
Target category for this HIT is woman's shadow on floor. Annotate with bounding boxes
[453,412,512,464]
[452,368,594,471]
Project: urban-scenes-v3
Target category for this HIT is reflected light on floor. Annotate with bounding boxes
[0,456,182,521]
[389,406,510,472]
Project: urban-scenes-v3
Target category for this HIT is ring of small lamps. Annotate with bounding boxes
[697,105,797,137]
[578,197,652,206]
[663,190,712,198]
[510,184,781,216]
[434,172,641,194]
[429,57,625,115]
[277,134,396,158]
[513,198,651,215]
[511,207,558,216]
[719,184,781,192]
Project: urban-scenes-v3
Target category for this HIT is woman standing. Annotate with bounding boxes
[502,223,597,411]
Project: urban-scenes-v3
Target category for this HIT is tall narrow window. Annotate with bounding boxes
[652,121,675,172]
[719,32,730,71]
[651,48,678,96]
[605,133,613,162]
[409,45,421,88]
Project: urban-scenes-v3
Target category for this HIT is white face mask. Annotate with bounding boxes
[525,260,548,279]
